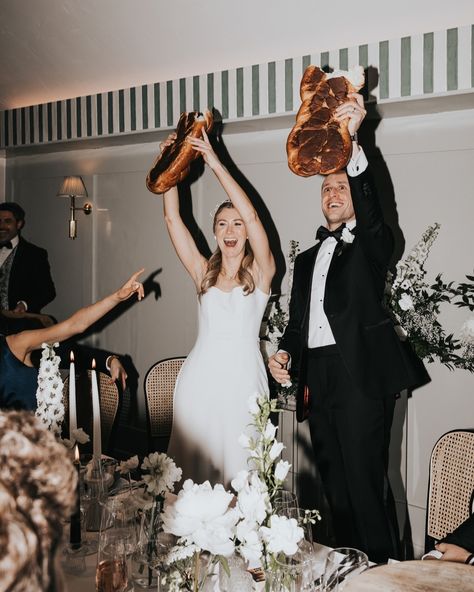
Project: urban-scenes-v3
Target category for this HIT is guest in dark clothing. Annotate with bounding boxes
[436,514,474,564]
[0,202,56,313]
[0,269,144,411]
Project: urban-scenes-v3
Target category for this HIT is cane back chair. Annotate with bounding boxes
[62,370,119,453]
[144,357,185,450]
[426,429,474,550]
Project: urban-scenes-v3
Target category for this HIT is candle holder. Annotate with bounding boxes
[83,457,113,532]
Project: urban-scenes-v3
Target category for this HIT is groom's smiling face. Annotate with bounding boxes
[320,172,355,230]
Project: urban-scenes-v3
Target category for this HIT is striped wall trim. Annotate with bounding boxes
[1,23,473,148]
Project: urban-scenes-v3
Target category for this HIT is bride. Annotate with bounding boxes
[163,130,275,487]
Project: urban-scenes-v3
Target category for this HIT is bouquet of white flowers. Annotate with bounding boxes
[386,223,474,371]
[35,342,64,435]
[162,391,319,591]
[263,240,299,407]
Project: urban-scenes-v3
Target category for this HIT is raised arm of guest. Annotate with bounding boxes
[6,269,144,367]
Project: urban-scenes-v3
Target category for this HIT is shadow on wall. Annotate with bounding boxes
[181,112,286,295]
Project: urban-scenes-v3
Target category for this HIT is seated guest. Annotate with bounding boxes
[0,268,144,411]
[0,202,56,313]
[0,410,76,592]
[435,514,474,565]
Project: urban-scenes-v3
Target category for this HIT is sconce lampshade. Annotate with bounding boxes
[57,176,88,198]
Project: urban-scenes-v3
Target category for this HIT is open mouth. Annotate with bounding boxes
[328,201,342,209]
[223,238,238,247]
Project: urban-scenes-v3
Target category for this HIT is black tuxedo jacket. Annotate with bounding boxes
[280,167,430,421]
[8,237,56,313]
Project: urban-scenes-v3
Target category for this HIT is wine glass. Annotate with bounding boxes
[270,548,319,592]
[273,490,299,515]
[96,529,129,592]
[322,548,369,591]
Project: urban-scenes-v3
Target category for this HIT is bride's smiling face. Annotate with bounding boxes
[214,206,247,257]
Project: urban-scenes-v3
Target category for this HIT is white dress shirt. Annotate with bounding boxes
[307,148,368,348]
[0,234,19,267]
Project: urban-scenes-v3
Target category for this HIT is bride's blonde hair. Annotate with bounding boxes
[200,201,255,296]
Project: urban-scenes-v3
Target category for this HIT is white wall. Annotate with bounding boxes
[6,106,474,554]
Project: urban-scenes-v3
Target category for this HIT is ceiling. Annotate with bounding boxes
[1,0,473,111]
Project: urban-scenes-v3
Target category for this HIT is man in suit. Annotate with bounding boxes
[0,202,56,313]
[269,93,430,562]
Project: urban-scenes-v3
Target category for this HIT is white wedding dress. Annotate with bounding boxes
[167,285,270,488]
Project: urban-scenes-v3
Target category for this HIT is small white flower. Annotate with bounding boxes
[269,441,285,461]
[264,420,277,441]
[341,227,355,244]
[238,433,251,449]
[231,470,249,493]
[398,293,414,311]
[119,454,139,474]
[141,452,182,495]
[460,318,474,343]
[274,460,291,482]
[400,280,411,290]
[248,393,260,415]
[237,527,263,563]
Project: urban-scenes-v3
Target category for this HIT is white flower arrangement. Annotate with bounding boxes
[386,223,474,371]
[262,240,299,407]
[35,342,64,435]
[161,391,320,591]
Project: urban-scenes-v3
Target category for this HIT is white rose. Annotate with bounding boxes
[274,460,291,482]
[398,293,414,311]
[269,441,285,461]
[162,481,237,555]
[261,515,304,556]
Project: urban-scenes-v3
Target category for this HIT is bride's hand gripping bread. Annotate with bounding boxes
[146,110,214,194]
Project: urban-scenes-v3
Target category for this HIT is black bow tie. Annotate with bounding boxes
[316,224,346,243]
[0,241,13,249]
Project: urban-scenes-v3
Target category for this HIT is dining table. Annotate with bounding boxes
[343,559,474,592]
[63,540,330,591]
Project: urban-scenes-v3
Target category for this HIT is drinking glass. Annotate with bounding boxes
[322,548,369,591]
[131,505,174,590]
[218,554,254,592]
[96,529,129,592]
[273,490,299,515]
[269,548,319,592]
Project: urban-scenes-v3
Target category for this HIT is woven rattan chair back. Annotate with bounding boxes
[144,357,185,439]
[62,370,119,451]
[427,429,474,542]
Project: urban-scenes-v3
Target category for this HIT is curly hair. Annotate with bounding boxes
[0,411,77,592]
[199,201,255,296]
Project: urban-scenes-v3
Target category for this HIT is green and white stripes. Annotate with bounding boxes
[1,24,473,149]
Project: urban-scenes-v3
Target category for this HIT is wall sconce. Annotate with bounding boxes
[57,176,92,239]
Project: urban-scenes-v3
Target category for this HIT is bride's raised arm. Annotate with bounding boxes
[161,137,208,289]
[187,130,275,290]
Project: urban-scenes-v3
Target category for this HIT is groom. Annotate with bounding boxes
[269,93,429,562]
